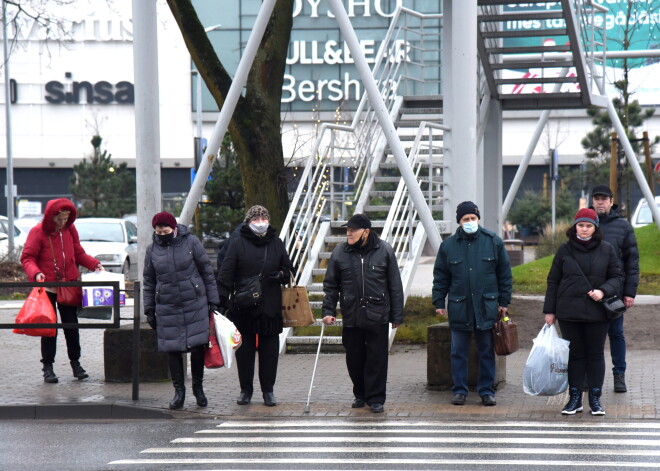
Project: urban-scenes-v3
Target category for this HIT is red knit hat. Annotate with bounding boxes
[151,211,177,229]
[573,208,599,227]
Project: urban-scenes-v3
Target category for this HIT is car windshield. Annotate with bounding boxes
[637,206,653,225]
[76,222,125,243]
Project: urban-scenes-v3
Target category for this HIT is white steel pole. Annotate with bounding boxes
[179,0,277,225]
[2,0,15,256]
[327,0,442,251]
[446,0,477,222]
[132,0,162,282]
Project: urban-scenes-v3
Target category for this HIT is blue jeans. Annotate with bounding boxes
[450,328,496,397]
[608,314,626,375]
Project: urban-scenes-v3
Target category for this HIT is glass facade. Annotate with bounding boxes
[192,0,441,112]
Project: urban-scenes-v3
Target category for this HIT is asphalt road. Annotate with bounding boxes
[4,417,660,471]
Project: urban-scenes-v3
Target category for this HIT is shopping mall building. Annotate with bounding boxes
[0,0,657,217]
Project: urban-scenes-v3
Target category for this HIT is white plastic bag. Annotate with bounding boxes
[523,324,570,396]
[213,311,242,369]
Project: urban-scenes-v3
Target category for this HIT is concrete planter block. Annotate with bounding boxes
[103,324,178,383]
[427,323,506,391]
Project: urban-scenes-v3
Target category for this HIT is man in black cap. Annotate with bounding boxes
[322,213,404,413]
[432,201,512,406]
[591,185,639,393]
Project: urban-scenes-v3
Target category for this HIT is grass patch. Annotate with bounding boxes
[512,223,660,295]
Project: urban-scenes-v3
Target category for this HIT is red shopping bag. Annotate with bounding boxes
[204,315,224,369]
[13,287,57,337]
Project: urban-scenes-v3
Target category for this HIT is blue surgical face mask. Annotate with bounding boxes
[249,222,269,235]
[462,221,479,234]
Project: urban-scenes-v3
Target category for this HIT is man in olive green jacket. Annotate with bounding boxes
[432,201,512,407]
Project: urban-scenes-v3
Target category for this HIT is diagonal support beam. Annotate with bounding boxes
[179,0,278,225]
[327,0,442,252]
[593,83,660,231]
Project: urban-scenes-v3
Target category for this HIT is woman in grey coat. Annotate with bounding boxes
[143,212,220,410]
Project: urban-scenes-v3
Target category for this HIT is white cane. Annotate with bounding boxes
[303,322,325,413]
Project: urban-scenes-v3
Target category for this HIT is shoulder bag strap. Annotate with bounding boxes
[566,245,592,290]
[48,236,63,280]
[258,245,268,277]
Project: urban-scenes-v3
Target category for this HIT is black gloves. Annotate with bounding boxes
[145,311,157,330]
[268,270,286,282]
[209,304,219,315]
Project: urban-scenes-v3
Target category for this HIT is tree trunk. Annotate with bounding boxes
[166,0,294,228]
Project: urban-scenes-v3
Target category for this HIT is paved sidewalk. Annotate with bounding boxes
[1,299,659,421]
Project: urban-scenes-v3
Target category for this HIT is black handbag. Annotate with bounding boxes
[232,246,267,312]
[567,247,625,320]
[602,295,626,318]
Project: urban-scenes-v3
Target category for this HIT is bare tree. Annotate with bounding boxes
[166,0,294,227]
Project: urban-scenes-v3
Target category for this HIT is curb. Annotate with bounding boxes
[0,403,197,420]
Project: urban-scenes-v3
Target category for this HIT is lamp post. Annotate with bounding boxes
[194,24,222,163]
[2,0,15,257]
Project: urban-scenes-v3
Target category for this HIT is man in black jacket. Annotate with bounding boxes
[322,214,404,413]
[591,185,639,393]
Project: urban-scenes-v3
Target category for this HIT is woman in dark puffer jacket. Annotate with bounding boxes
[143,212,220,410]
[543,208,622,416]
[216,205,294,407]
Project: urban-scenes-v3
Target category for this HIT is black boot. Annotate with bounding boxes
[613,373,627,393]
[589,388,605,416]
[561,387,583,415]
[42,363,58,384]
[70,361,89,380]
[191,347,207,407]
[168,353,185,410]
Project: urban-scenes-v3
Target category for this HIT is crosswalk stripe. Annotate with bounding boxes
[108,457,660,467]
[173,435,660,446]
[108,420,660,468]
[140,446,660,456]
[215,420,660,429]
[196,427,660,437]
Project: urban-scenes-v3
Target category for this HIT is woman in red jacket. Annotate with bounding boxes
[20,198,103,383]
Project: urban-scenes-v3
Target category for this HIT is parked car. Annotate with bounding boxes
[75,217,139,280]
[631,196,660,228]
[0,215,28,258]
[14,216,42,234]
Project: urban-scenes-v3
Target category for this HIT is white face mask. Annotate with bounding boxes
[249,222,269,235]
[462,221,479,234]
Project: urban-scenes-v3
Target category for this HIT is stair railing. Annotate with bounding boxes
[381,121,449,294]
[280,7,443,283]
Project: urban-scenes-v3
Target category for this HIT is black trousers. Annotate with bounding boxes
[558,319,609,389]
[41,291,81,365]
[235,332,279,394]
[342,324,389,405]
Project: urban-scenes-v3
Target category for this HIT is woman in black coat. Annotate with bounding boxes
[543,208,622,416]
[143,212,220,410]
[216,205,294,406]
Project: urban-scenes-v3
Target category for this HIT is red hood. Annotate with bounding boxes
[41,198,77,233]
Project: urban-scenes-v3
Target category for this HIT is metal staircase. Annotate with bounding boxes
[279,8,446,352]
[477,0,607,110]
[278,1,608,353]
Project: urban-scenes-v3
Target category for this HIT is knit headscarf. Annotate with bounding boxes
[244,205,270,223]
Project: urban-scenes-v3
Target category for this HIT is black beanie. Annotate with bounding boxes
[456,201,480,223]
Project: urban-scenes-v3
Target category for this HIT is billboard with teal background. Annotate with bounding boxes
[501,0,660,104]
